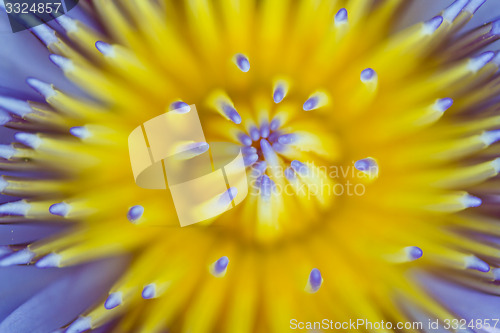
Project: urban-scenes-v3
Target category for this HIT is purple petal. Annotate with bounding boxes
[0,257,127,332]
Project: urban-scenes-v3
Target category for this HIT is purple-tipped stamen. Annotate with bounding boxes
[70,126,91,139]
[243,153,259,166]
[303,96,319,111]
[0,200,30,216]
[249,126,260,141]
[66,316,92,333]
[15,132,42,149]
[127,205,144,223]
[235,53,250,72]
[469,51,495,72]
[260,139,278,164]
[423,16,444,34]
[241,146,257,155]
[269,118,281,131]
[142,284,156,299]
[259,174,275,199]
[291,160,308,175]
[36,253,61,268]
[0,96,32,117]
[260,122,270,138]
[443,0,468,22]
[214,256,229,275]
[273,85,286,103]
[55,15,77,32]
[251,161,268,178]
[95,41,115,56]
[0,248,35,267]
[360,68,376,82]
[465,255,490,272]
[272,142,286,153]
[169,101,191,113]
[30,25,58,46]
[26,78,56,98]
[334,8,348,24]
[0,145,16,159]
[354,158,377,172]
[481,130,500,146]
[104,292,123,310]
[222,104,242,124]
[49,54,73,71]
[405,246,423,260]
[238,133,253,146]
[278,133,298,145]
[464,0,487,13]
[434,98,454,112]
[463,194,482,208]
[268,131,281,142]
[309,268,323,292]
[284,166,297,180]
[49,202,70,217]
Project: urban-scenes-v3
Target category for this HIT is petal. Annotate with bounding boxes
[416,271,500,319]
[0,257,127,333]
[0,225,65,246]
[0,16,81,97]
[0,266,68,321]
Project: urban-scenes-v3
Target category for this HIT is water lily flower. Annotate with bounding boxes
[1,0,500,332]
